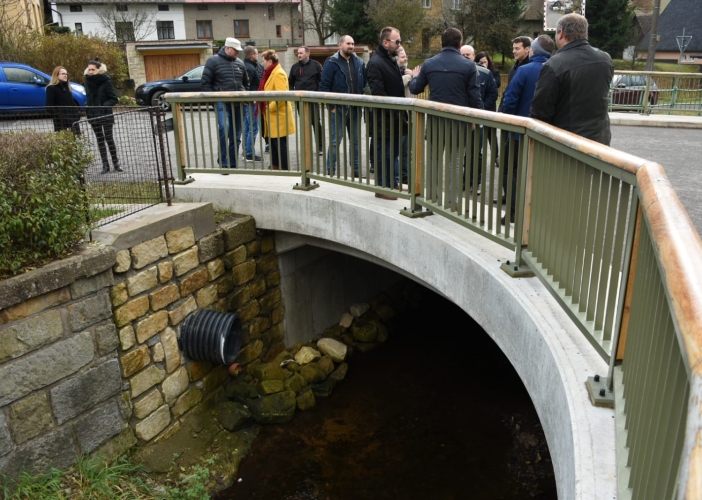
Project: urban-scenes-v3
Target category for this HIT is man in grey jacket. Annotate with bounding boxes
[202,37,250,169]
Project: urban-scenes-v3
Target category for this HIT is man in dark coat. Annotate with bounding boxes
[367,27,406,197]
[320,35,367,176]
[243,45,263,161]
[289,46,324,155]
[202,37,250,169]
[530,13,614,145]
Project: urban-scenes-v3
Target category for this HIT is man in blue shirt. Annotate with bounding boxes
[500,34,554,224]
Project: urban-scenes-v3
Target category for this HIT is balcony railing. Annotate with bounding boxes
[165,90,702,500]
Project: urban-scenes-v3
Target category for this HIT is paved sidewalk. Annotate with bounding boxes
[609,112,702,129]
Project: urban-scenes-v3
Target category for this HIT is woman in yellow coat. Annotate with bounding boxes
[258,50,295,170]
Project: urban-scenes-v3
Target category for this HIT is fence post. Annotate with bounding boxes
[171,101,192,184]
[294,96,319,191]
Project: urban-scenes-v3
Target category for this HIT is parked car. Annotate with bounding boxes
[135,65,204,112]
[0,62,87,109]
[610,74,659,106]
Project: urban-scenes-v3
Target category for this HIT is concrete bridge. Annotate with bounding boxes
[167,90,702,500]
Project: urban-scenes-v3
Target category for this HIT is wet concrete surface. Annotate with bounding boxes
[215,292,556,500]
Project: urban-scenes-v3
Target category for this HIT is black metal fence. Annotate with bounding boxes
[0,106,173,226]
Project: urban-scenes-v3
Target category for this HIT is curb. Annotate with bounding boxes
[609,113,702,129]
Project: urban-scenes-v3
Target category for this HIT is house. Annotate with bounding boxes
[636,0,702,64]
[1,0,44,33]
[51,0,302,85]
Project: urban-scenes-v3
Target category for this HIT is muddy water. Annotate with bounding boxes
[215,292,557,500]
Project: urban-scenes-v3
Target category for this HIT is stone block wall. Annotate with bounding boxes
[0,209,286,478]
[111,215,285,446]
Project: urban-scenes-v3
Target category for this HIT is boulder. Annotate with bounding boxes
[296,388,316,411]
[257,380,284,396]
[251,362,290,381]
[225,381,259,403]
[216,401,253,431]
[284,374,307,394]
[339,313,354,329]
[350,303,370,317]
[317,356,335,376]
[317,338,347,363]
[294,346,321,365]
[249,391,297,424]
[374,303,395,321]
[299,363,326,384]
[352,318,378,343]
[311,362,348,397]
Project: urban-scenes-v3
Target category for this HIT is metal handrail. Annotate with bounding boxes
[165,90,702,499]
[610,70,702,116]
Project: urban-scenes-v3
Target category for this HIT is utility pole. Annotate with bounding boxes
[645,0,661,71]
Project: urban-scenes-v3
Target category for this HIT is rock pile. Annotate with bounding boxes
[215,287,413,430]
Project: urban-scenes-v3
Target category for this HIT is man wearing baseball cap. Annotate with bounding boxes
[202,37,250,170]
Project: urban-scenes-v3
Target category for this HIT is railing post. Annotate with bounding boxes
[294,96,319,191]
[401,110,431,218]
[171,101,193,184]
[642,74,652,115]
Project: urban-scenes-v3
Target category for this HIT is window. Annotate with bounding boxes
[115,21,135,41]
[75,22,83,35]
[158,4,169,11]
[197,4,208,9]
[196,20,212,38]
[298,21,303,38]
[157,20,175,39]
[276,25,281,37]
[116,4,128,11]
[268,5,275,19]
[233,20,249,37]
[422,0,430,8]
[451,0,461,9]
[69,5,82,12]
[3,68,45,84]
[235,4,246,10]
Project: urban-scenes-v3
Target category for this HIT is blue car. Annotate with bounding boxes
[0,61,87,109]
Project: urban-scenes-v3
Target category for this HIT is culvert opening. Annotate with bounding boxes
[215,284,557,500]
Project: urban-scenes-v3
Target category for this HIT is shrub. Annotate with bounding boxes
[0,131,93,278]
[0,31,128,88]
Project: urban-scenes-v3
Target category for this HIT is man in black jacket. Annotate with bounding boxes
[367,27,406,198]
[202,37,250,169]
[243,45,263,161]
[288,46,324,155]
[530,13,614,145]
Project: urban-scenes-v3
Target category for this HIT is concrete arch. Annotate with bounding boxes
[177,175,616,500]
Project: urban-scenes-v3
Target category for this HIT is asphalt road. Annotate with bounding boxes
[610,125,702,236]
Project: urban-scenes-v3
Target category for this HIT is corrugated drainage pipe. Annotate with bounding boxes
[178,310,242,365]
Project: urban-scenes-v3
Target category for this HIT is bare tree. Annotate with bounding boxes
[298,0,335,45]
[95,4,156,42]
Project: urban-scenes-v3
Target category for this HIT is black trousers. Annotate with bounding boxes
[91,122,119,169]
[270,136,289,170]
[501,138,520,220]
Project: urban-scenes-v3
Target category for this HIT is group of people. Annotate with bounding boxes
[46,58,122,174]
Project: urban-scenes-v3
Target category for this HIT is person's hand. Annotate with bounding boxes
[411,66,421,78]
[403,68,412,76]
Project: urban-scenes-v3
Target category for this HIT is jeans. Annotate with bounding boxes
[327,106,360,176]
[216,102,242,168]
[243,104,258,157]
[465,125,484,188]
[375,134,401,188]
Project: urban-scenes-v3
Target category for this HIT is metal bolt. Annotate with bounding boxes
[594,374,600,382]
[514,266,518,271]
[404,207,407,210]
[599,388,605,397]
[506,260,511,265]
[296,183,299,186]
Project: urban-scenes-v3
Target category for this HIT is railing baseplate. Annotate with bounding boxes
[293,181,320,191]
[500,262,534,278]
[586,375,614,408]
[400,208,433,219]
[174,176,196,185]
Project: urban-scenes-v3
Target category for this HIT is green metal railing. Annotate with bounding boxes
[609,70,702,116]
[166,90,702,500]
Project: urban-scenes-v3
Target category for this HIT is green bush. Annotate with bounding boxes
[0,131,93,278]
[0,31,128,88]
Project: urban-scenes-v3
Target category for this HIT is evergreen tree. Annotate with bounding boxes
[586,0,636,58]
[328,0,377,45]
